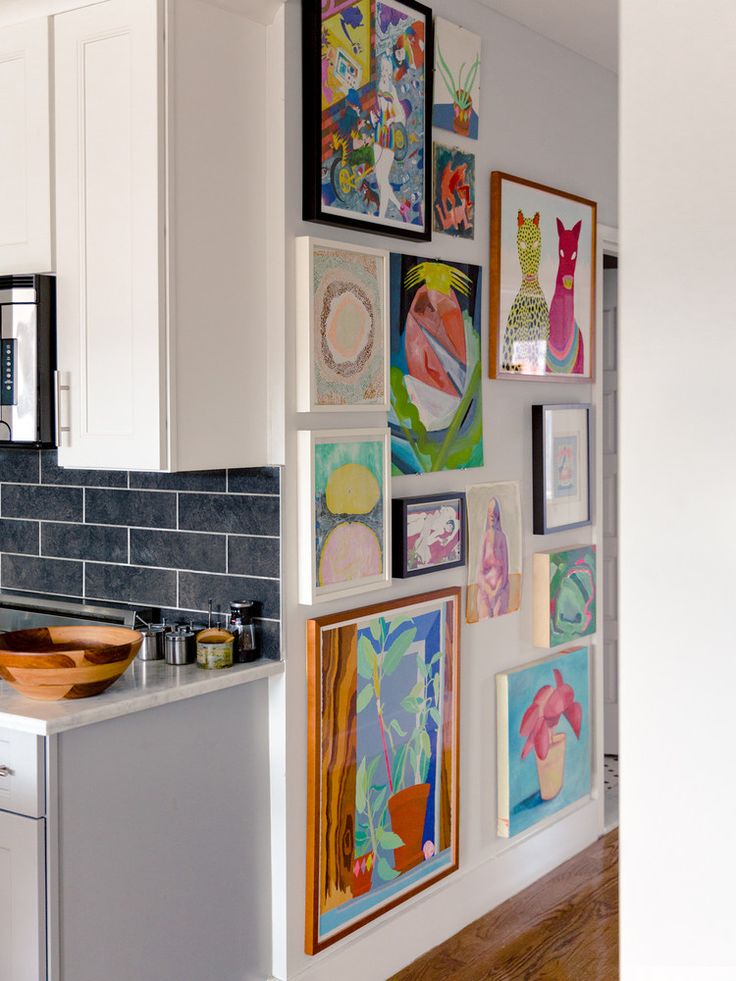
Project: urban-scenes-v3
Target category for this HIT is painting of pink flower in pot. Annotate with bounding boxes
[389,254,483,474]
[497,646,590,838]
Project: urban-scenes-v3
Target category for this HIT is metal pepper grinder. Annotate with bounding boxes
[228,601,258,663]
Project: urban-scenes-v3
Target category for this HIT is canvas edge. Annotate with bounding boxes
[304,616,322,955]
[496,671,510,837]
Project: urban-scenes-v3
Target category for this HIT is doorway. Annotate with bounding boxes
[599,233,619,831]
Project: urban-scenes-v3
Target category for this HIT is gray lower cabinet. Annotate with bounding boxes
[1,679,273,981]
[0,727,46,981]
[0,810,46,981]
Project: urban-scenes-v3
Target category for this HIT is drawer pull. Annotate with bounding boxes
[0,764,12,777]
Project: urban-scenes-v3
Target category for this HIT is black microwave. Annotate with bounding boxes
[0,274,56,448]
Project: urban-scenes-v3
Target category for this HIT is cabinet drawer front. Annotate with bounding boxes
[0,811,46,981]
[0,727,45,818]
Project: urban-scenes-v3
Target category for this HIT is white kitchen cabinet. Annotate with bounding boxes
[53,0,283,471]
[0,17,53,276]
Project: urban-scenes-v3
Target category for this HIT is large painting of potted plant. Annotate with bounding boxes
[306,588,460,954]
[497,646,591,838]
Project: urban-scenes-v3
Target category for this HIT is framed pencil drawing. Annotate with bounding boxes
[392,492,466,578]
[302,0,433,240]
[298,428,391,604]
[296,237,389,412]
[490,172,597,381]
[306,587,461,952]
[532,404,592,534]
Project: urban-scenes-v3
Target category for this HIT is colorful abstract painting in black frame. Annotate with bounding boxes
[303,0,433,241]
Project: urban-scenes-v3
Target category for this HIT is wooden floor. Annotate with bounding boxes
[391,830,618,981]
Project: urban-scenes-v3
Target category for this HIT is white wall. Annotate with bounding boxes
[275,2,618,978]
[619,3,736,980]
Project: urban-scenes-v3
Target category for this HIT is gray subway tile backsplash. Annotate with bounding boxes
[228,536,280,579]
[2,483,83,522]
[85,488,178,529]
[2,553,84,597]
[130,529,226,574]
[227,468,281,495]
[178,571,280,621]
[85,563,178,608]
[0,448,40,484]
[0,451,282,659]
[0,518,39,556]
[42,522,128,564]
[40,453,127,488]
[129,470,227,493]
[179,492,280,536]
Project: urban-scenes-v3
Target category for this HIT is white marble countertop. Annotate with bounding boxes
[0,657,285,735]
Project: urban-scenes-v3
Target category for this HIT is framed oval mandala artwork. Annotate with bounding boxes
[298,429,391,604]
[297,238,389,411]
[302,0,433,240]
[490,172,597,381]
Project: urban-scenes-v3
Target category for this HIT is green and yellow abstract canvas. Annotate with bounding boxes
[299,429,390,604]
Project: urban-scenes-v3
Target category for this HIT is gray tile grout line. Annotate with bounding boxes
[0,552,280,580]
[0,479,279,497]
[0,517,278,538]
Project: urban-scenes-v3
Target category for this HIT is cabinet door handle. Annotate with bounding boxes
[0,764,12,777]
[54,370,71,447]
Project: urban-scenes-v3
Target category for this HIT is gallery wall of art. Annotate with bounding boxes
[273,0,618,977]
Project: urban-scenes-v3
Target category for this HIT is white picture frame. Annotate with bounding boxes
[296,237,390,413]
[298,428,391,605]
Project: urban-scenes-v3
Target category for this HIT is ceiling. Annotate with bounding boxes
[474,0,618,73]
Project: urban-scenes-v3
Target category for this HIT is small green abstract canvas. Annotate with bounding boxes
[533,546,596,648]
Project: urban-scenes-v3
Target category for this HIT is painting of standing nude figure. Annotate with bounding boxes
[303,0,433,241]
[466,482,522,624]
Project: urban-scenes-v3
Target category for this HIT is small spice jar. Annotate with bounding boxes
[196,628,234,670]
[228,601,258,663]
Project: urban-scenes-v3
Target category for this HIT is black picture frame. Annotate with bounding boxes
[392,492,466,578]
[302,0,434,241]
[532,403,592,534]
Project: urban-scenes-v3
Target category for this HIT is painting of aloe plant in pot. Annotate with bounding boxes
[433,18,481,140]
[389,253,483,475]
[496,646,590,838]
[306,588,460,954]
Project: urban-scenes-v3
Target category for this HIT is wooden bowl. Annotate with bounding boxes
[0,626,142,701]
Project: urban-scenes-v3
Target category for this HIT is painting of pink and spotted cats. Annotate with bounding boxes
[490,173,597,381]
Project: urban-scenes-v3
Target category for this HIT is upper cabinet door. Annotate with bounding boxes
[0,18,53,275]
[54,0,166,471]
